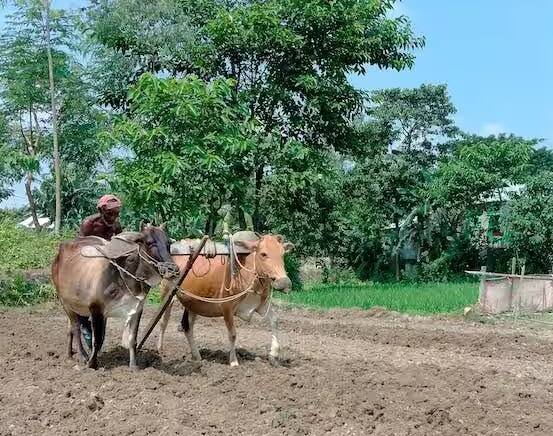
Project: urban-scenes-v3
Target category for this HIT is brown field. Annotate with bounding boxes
[2,304,553,435]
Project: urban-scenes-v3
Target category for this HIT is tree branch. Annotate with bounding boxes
[32,111,42,149]
[18,112,32,153]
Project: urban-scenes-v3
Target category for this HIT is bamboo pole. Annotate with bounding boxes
[478,266,487,309]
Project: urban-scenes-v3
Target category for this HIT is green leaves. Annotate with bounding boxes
[507,172,553,272]
[109,73,256,235]
[432,134,536,208]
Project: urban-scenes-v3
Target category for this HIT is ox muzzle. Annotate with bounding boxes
[272,276,292,293]
[157,261,180,279]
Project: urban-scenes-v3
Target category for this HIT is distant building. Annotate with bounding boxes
[476,184,525,248]
[17,216,54,230]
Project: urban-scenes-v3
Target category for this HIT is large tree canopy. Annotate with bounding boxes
[87,0,424,244]
[108,73,256,236]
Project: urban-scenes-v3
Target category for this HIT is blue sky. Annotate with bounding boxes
[1,0,552,208]
[352,0,553,141]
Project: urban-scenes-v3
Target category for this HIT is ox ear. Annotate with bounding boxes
[283,242,294,253]
[274,234,284,243]
[234,239,259,252]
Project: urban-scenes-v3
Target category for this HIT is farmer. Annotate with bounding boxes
[77,194,123,348]
[79,194,123,240]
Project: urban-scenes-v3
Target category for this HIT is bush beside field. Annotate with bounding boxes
[0,218,68,306]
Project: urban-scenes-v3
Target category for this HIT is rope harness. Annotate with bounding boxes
[178,234,273,307]
[106,246,179,295]
[95,235,272,310]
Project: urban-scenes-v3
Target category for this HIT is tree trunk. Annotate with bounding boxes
[252,165,264,233]
[236,204,247,230]
[25,173,41,231]
[43,0,61,234]
[204,214,217,236]
[394,218,401,281]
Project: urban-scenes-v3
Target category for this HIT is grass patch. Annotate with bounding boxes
[278,281,478,314]
[148,288,161,305]
[0,218,71,307]
[0,275,55,307]
[0,218,70,273]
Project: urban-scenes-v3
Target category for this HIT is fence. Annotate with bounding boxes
[467,266,553,314]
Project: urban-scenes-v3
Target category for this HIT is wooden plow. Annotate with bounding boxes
[137,235,209,350]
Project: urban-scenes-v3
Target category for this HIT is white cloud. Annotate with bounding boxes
[480,122,506,136]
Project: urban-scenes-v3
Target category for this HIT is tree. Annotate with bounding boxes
[431,134,535,209]
[341,84,457,280]
[86,0,424,234]
[84,0,198,109]
[41,0,62,233]
[0,2,72,230]
[108,73,256,237]
[529,146,553,175]
[507,172,553,273]
[34,64,109,228]
[369,84,458,153]
[0,113,15,201]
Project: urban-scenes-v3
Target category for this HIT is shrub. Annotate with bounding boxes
[284,253,303,291]
[0,273,54,306]
[0,218,70,306]
[0,218,68,273]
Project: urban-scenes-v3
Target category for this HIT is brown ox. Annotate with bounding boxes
[157,234,293,366]
[52,225,178,370]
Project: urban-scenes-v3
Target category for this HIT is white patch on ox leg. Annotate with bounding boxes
[116,295,144,350]
[184,312,201,361]
[223,312,239,367]
[229,330,239,367]
[266,306,280,364]
[121,318,132,349]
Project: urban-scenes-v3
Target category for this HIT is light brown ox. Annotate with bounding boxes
[52,225,179,370]
[157,234,293,366]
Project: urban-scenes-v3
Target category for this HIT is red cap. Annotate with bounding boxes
[97,194,122,211]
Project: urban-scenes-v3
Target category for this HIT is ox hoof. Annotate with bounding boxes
[269,355,280,367]
[230,361,239,367]
[129,364,139,372]
[87,360,98,370]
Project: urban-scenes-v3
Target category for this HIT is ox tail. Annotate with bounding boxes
[181,309,190,332]
[90,306,106,352]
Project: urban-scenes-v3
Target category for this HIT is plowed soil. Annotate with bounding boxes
[2,303,553,435]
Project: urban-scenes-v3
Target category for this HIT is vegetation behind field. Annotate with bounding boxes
[0,218,478,313]
[0,217,67,306]
[278,282,478,315]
